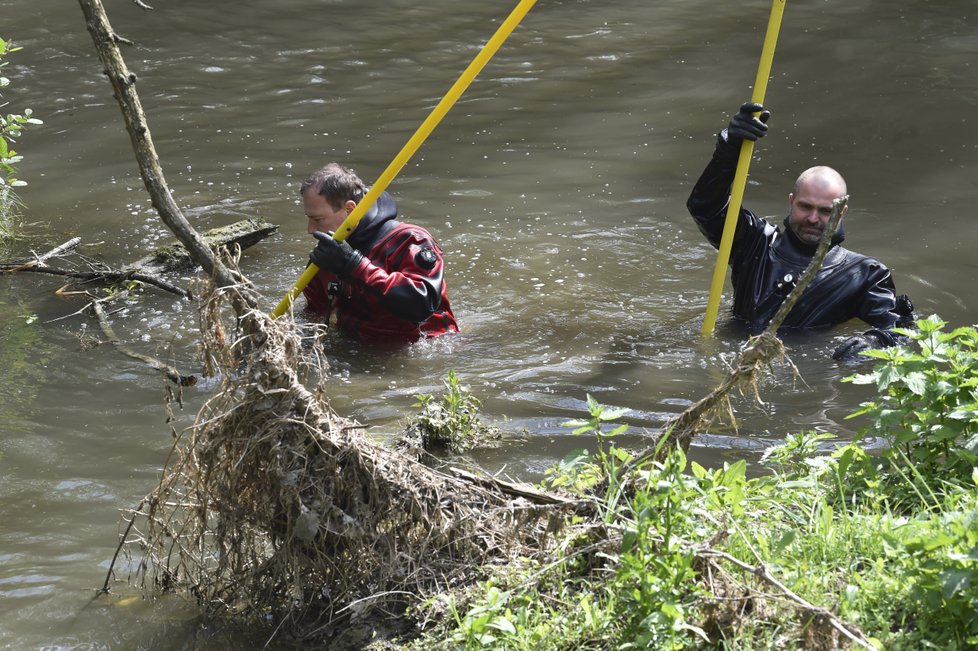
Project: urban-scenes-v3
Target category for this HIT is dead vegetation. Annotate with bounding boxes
[116,274,577,644]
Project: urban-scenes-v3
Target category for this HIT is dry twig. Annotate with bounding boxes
[698,548,875,650]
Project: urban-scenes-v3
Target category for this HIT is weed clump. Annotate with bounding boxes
[403,369,501,454]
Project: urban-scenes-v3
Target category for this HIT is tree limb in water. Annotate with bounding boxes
[90,293,197,386]
[76,0,250,302]
[635,196,850,461]
[0,237,82,272]
[1,218,278,300]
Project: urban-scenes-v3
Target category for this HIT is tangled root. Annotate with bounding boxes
[122,280,567,643]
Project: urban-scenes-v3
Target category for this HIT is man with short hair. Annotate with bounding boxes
[686,102,915,359]
[301,162,458,344]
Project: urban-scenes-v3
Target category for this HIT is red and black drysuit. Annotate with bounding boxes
[687,132,914,358]
[302,191,458,344]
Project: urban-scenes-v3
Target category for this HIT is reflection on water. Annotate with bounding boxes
[2,0,977,646]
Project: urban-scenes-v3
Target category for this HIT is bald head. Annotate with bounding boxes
[792,166,847,198]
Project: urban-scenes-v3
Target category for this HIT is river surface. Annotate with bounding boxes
[1,0,976,647]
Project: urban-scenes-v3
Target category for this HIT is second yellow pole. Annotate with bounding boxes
[701,0,788,335]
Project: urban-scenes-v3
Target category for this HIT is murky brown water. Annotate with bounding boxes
[1,0,976,646]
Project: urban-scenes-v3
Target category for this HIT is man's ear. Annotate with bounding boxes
[343,199,357,213]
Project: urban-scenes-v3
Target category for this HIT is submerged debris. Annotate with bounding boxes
[118,279,572,644]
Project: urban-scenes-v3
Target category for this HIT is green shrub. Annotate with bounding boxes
[1,36,42,232]
[410,370,500,453]
[848,315,978,498]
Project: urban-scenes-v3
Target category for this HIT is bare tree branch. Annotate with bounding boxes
[76,0,249,303]
[90,294,197,386]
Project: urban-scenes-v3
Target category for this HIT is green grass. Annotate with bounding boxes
[405,318,978,650]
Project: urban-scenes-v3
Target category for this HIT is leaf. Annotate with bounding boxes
[942,570,972,598]
[599,406,630,421]
[489,616,516,635]
[621,528,638,553]
[877,364,904,389]
[902,371,928,396]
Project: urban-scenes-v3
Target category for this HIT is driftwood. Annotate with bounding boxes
[125,217,279,275]
[1,219,278,299]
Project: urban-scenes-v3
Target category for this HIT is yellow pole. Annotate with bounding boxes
[701,0,788,335]
[271,0,538,319]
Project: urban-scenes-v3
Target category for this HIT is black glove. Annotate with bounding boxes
[725,101,771,143]
[894,294,917,328]
[832,328,900,362]
[309,231,363,277]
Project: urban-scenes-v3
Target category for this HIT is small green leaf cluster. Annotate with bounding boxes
[1,36,42,230]
[544,394,632,494]
[847,314,978,501]
[430,585,519,647]
[410,370,499,453]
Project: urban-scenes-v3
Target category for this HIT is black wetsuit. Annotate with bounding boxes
[687,133,913,340]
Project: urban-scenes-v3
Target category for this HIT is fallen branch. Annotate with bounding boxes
[449,466,585,508]
[3,218,278,300]
[9,265,192,298]
[698,547,875,650]
[0,237,82,273]
[77,0,246,299]
[90,294,197,386]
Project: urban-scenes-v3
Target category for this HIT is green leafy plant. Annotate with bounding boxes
[1,36,42,232]
[847,315,978,498]
[544,394,632,494]
[613,446,708,650]
[411,370,499,453]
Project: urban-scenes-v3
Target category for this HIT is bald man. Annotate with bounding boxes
[686,102,915,359]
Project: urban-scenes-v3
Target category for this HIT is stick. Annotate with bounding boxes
[2,265,192,298]
[91,296,197,386]
[0,237,82,273]
[99,498,146,594]
[699,548,876,649]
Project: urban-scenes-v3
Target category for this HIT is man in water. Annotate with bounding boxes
[686,102,915,359]
[301,162,458,344]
